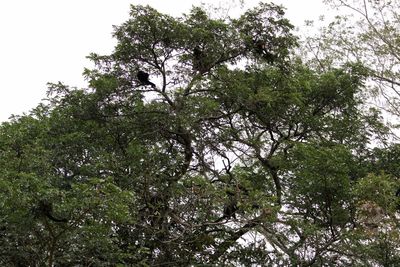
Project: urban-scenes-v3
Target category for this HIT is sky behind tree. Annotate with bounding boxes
[0,0,326,122]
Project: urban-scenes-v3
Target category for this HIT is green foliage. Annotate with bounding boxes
[0,2,398,266]
[305,0,400,120]
[288,144,353,227]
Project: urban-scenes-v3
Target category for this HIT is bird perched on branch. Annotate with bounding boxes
[137,70,156,88]
[215,190,238,223]
[34,200,68,223]
[253,39,276,64]
[192,46,209,74]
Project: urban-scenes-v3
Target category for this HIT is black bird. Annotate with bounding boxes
[214,191,238,223]
[35,200,68,223]
[192,46,209,74]
[137,70,156,88]
[253,39,276,64]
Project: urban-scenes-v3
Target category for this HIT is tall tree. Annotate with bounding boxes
[0,3,398,266]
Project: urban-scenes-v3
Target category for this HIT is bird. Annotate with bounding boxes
[192,46,209,74]
[137,70,156,88]
[35,200,68,223]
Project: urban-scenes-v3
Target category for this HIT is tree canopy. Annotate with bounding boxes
[304,0,400,122]
[0,2,399,266]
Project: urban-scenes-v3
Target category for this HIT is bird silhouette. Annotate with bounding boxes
[137,70,156,88]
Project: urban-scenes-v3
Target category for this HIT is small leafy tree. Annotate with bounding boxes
[304,0,400,120]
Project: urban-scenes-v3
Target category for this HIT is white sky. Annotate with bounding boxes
[0,0,327,122]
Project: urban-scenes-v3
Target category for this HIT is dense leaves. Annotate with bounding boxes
[0,3,399,266]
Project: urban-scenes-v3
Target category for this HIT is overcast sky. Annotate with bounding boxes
[0,0,327,122]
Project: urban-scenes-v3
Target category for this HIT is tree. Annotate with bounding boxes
[0,3,398,266]
[303,0,400,122]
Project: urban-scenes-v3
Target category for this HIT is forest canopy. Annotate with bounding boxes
[0,1,399,266]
